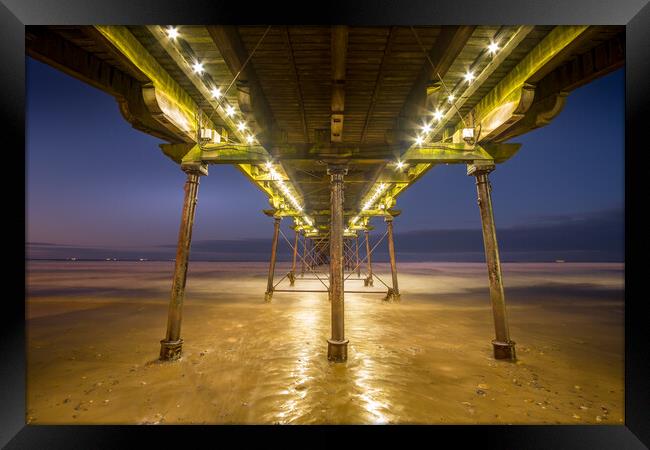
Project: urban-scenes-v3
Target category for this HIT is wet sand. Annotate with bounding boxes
[26,261,624,424]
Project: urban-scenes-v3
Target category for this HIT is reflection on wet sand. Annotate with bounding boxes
[26,261,624,424]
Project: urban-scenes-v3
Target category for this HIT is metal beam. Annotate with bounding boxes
[206,26,278,144]
[456,25,590,142]
[360,27,397,143]
[281,27,309,142]
[26,27,186,144]
[94,26,208,141]
[397,26,475,135]
[331,26,348,143]
[494,32,625,142]
[429,26,536,141]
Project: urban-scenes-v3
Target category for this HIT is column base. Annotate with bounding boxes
[160,339,183,361]
[264,291,273,302]
[384,288,400,303]
[327,339,349,362]
[492,340,516,361]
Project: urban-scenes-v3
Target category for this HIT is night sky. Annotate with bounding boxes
[26,56,624,261]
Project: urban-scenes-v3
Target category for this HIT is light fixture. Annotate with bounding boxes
[487,41,499,54]
[265,161,273,170]
[433,109,444,121]
[237,121,247,132]
[225,105,235,117]
[421,123,432,133]
[462,127,476,144]
[200,128,214,141]
[192,61,204,74]
[447,94,455,103]
[396,161,405,170]
[464,70,475,83]
[361,182,388,211]
[166,27,179,40]
[211,87,222,98]
[246,135,255,144]
[415,136,424,145]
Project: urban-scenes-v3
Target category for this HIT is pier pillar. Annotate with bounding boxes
[300,233,307,277]
[385,215,400,302]
[355,235,361,278]
[160,165,207,361]
[327,165,348,362]
[264,216,281,302]
[468,162,516,361]
[364,229,373,286]
[289,229,299,285]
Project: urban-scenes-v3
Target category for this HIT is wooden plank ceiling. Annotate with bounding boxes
[29,25,624,228]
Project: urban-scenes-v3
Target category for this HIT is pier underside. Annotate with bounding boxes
[26,24,624,362]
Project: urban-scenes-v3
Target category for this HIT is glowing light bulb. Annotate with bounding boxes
[166,27,179,40]
[464,70,475,82]
[211,87,222,98]
[448,94,455,103]
[487,41,499,54]
[246,135,255,144]
[415,136,424,145]
[422,123,432,133]
[396,161,405,170]
[265,161,273,170]
[433,109,444,121]
[192,61,204,74]
[237,121,247,132]
[225,105,235,116]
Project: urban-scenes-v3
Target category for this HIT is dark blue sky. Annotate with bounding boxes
[26,56,624,259]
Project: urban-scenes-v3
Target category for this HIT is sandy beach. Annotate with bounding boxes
[26,260,624,424]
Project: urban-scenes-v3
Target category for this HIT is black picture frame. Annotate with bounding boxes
[4,0,648,447]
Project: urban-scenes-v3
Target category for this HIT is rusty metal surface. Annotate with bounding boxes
[471,166,516,361]
[160,170,203,361]
[327,166,349,362]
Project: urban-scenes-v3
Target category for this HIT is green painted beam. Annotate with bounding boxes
[454,25,589,141]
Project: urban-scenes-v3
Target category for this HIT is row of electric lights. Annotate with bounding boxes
[167,27,313,232]
[166,27,256,145]
[413,40,499,147]
[264,162,302,212]
[348,182,389,228]
[352,39,499,225]
[264,162,316,231]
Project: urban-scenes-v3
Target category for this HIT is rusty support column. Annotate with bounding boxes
[289,228,299,285]
[264,216,281,302]
[355,234,361,278]
[364,229,373,287]
[160,165,207,361]
[327,165,348,362]
[468,163,516,361]
[300,233,307,277]
[385,215,400,302]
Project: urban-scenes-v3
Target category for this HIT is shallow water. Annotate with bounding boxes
[26,261,624,424]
